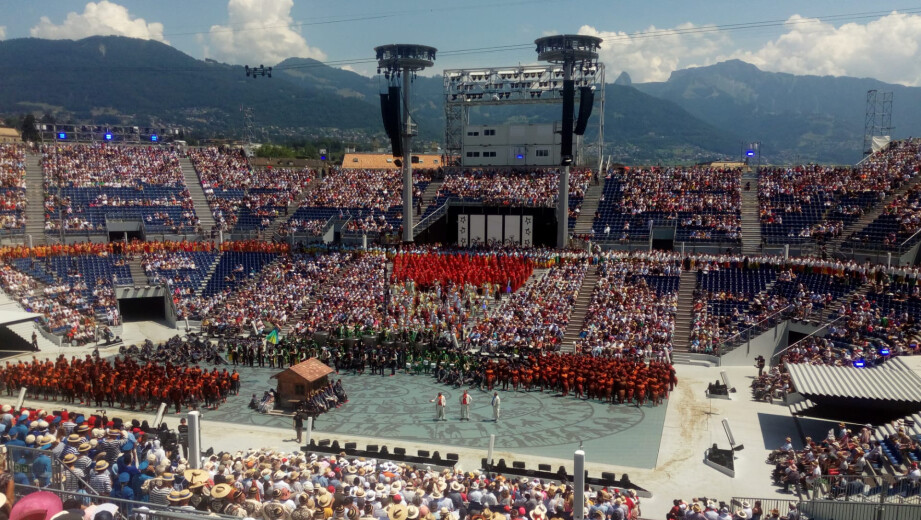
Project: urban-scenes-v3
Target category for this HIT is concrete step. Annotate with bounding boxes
[558,267,601,353]
[24,151,46,243]
[573,181,605,235]
[179,157,216,233]
[672,270,698,352]
[127,257,148,285]
[6,321,57,352]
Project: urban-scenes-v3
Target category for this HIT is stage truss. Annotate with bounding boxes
[443,63,605,168]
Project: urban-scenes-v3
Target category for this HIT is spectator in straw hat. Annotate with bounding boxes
[168,489,195,511]
[88,460,112,496]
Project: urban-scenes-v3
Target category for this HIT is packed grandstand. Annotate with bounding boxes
[1,139,921,520]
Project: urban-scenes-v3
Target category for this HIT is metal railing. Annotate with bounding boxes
[413,198,451,237]
[769,314,847,366]
[12,483,237,520]
[713,303,792,358]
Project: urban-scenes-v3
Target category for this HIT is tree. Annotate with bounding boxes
[20,115,39,142]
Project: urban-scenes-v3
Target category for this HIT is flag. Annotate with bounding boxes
[266,328,279,345]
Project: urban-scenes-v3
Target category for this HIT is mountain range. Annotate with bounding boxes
[1,36,918,164]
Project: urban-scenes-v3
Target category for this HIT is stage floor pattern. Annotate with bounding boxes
[197,365,668,469]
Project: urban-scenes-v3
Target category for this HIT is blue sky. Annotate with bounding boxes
[3,1,921,84]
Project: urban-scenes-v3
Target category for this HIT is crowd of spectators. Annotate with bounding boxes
[208,254,346,335]
[0,402,652,520]
[435,168,592,210]
[293,253,388,336]
[847,184,921,249]
[192,147,316,232]
[575,257,679,359]
[0,264,97,344]
[41,144,198,233]
[592,167,741,242]
[760,139,921,243]
[466,261,586,352]
[0,144,28,232]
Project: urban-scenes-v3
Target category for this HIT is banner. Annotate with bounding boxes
[457,214,469,247]
[522,215,533,246]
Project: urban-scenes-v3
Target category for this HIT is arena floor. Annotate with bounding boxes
[201,366,669,469]
[0,317,823,518]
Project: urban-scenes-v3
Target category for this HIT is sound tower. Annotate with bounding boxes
[574,87,594,136]
[378,87,403,157]
[561,79,574,161]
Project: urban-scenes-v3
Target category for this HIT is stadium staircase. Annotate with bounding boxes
[193,254,223,298]
[670,270,700,365]
[826,173,921,251]
[740,169,761,256]
[558,267,600,353]
[179,157,216,234]
[409,180,445,238]
[24,152,46,244]
[127,257,148,285]
[269,178,321,241]
[573,181,604,236]
[420,179,443,210]
[872,412,921,478]
[7,321,58,351]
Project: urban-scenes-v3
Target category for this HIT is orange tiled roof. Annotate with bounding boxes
[341,153,442,170]
[272,357,334,382]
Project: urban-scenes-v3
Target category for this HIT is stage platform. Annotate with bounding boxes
[198,366,670,469]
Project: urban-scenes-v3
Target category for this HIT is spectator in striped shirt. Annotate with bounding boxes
[100,428,128,464]
[149,474,174,505]
[61,453,85,492]
[88,460,112,496]
[60,434,81,460]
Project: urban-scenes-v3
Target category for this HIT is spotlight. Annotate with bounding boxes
[853,359,866,368]
[879,348,890,356]
[746,150,755,157]
[150,135,158,142]
[57,132,67,140]
[516,154,524,160]
[104,133,113,141]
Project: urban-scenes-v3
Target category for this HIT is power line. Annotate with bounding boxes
[163,0,557,38]
[9,6,921,74]
[276,6,921,69]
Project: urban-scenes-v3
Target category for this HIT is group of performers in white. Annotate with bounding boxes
[431,390,500,421]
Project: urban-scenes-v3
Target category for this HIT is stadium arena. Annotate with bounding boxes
[1,36,921,520]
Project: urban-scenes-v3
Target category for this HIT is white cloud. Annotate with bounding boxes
[207,0,326,65]
[0,26,6,40]
[727,12,921,86]
[30,1,167,43]
[580,12,921,86]
[578,23,731,83]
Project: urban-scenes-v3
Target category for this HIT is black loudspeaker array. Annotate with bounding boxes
[379,87,403,157]
[560,79,575,161]
[574,87,594,136]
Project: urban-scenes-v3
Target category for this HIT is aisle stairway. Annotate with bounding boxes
[269,178,320,241]
[420,180,443,209]
[671,270,697,353]
[558,267,601,353]
[24,152,46,244]
[194,254,223,297]
[573,181,604,237]
[827,173,921,251]
[6,321,58,352]
[740,169,761,256]
[127,257,148,285]
[179,157,216,234]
